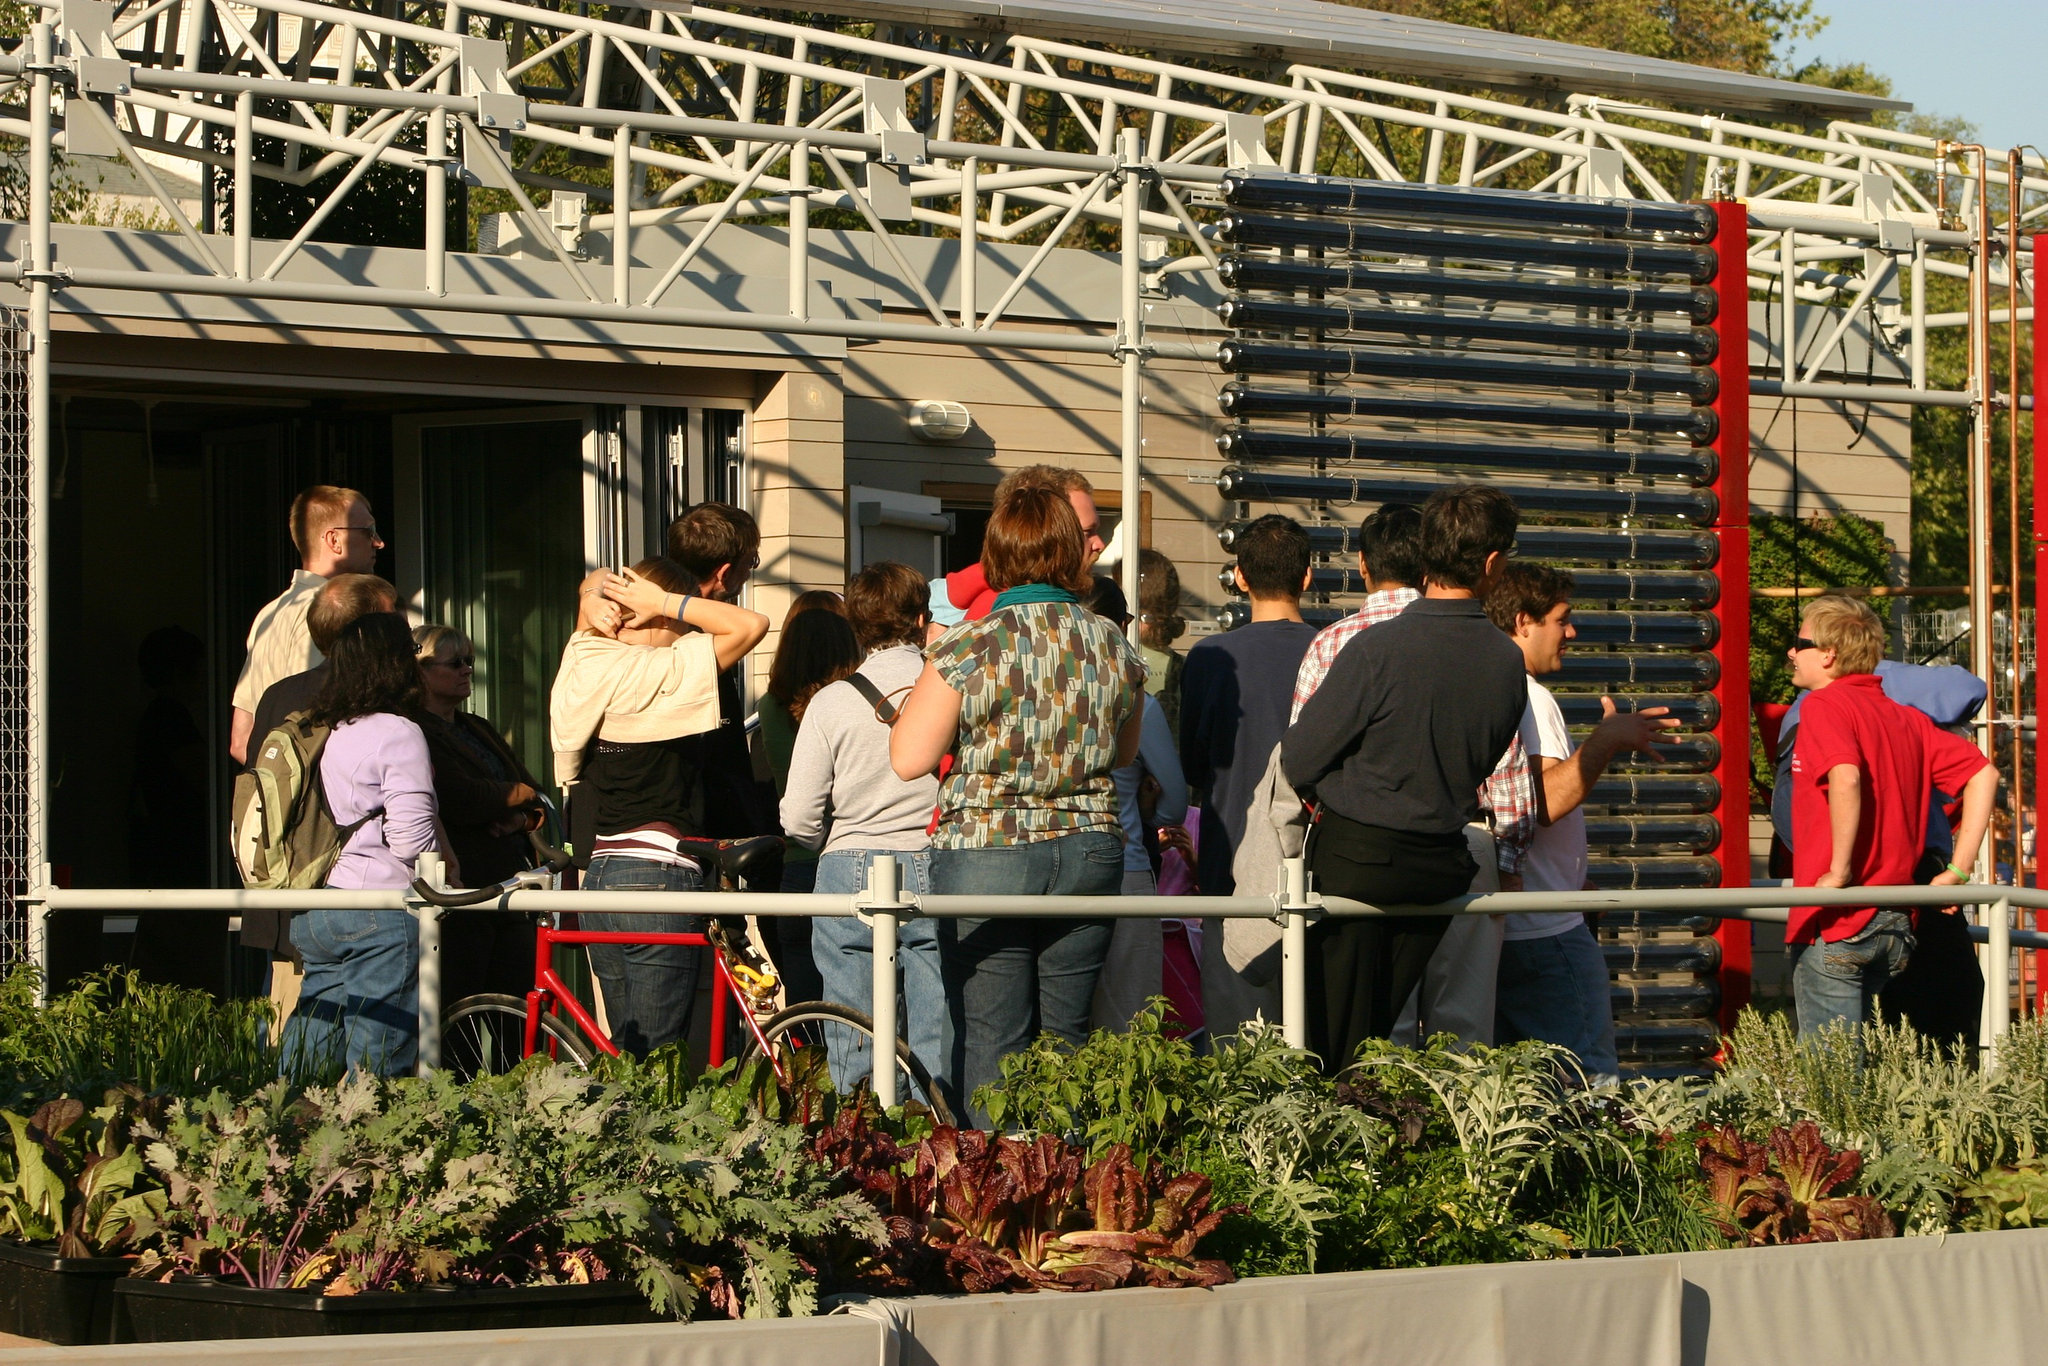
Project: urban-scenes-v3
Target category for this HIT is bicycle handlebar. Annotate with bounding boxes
[409,831,578,909]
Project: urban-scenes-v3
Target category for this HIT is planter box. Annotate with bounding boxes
[112,1276,661,1342]
[0,1241,136,1345]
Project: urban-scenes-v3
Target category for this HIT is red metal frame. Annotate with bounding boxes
[1706,198,1754,1030]
[515,915,763,1066]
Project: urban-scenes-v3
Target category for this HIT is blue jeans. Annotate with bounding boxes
[1494,924,1619,1084]
[932,828,1122,1127]
[812,849,949,1105]
[1792,908,1915,1039]
[581,855,704,1056]
[283,909,418,1078]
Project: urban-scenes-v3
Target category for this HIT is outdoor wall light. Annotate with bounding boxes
[908,399,973,441]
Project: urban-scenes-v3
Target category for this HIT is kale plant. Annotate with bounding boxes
[130,1061,885,1318]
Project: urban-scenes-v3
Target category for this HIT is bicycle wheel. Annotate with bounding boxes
[442,994,596,1078]
[744,1001,955,1127]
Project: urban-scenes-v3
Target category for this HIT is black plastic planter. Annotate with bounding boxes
[112,1276,661,1341]
[0,1241,137,1345]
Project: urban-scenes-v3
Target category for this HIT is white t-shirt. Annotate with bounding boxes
[231,570,325,714]
[1503,678,1587,941]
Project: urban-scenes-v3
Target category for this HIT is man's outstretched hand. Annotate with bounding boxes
[1593,696,1683,756]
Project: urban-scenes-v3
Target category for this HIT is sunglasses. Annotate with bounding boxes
[1789,637,1821,653]
[424,655,476,669]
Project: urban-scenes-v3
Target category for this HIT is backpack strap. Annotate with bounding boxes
[848,673,899,725]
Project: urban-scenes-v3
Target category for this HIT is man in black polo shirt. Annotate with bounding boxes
[1282,485,1528,1070]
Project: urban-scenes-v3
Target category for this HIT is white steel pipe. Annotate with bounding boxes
[787,139,807,320]
[1118,128,1144,641]
[1989,893,2013,1064]
[868,852,900,1110]
[1281,856,1310,1050]
[25,22,51,1000]
[32,883,2048,916]
[414,853,445,1076]
[959,156,977,328]
[233,92,253,279]
[1750,379,1973,408]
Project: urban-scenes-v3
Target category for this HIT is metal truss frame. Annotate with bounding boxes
[0,0,2039,945]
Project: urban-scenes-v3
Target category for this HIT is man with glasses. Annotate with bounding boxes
[229,485,386,766]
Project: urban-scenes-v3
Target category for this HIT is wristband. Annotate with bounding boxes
[672,591,692,619]
[1946,861,1969,881]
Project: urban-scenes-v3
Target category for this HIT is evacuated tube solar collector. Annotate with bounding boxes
[1212,172,1749,1077]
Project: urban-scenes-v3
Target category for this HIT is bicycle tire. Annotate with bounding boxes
[443,994,596,1077]
[744,1001,955,1127]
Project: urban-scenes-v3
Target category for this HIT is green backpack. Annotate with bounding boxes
[230,712,372,891]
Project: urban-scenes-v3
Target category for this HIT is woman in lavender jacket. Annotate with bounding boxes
[281,612,446,1077]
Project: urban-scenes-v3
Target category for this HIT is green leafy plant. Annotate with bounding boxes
[1705,1011,2048,1232]
[972,1009,1730,1275]
[1958,1162,2048,1230]
[132,1061,886,1318]
[0,1090,166,1256]
[0,966,284,1108]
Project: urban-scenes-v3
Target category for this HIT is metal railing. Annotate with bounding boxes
[22,861,2048,1102]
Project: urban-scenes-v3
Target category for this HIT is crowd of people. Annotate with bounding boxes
[227,469,2004,1089]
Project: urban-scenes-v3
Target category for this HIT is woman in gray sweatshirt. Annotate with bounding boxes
[778,561,947,1104]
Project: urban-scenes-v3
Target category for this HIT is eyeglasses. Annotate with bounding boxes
[331,524,382,541]
[1789,637,1821,653]
[423,655,475,670]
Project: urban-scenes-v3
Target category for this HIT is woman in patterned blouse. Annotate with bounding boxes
[891,483,1146,1127]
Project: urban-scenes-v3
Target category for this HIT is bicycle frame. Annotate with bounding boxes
[517,913,778,1066]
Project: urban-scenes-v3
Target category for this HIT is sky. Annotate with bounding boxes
[1790,0,2043,150]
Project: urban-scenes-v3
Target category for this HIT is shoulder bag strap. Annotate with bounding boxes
[847,673,899,726]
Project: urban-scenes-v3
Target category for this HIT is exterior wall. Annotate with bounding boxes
[1748,395,1913,575]
[835,307,1236,637]
[819,336,1915,645]
[25,223,1919,660]
[750,363,849,685]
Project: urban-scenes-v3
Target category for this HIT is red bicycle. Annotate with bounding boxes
[412,834,952,1123]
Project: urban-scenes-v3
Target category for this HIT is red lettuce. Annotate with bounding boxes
[811,1110,1235,1294]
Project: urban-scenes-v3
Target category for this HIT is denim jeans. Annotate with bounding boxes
[581,854,704,1056]
[283,909,418,1078]
[932,828,1122,1127]
[811,849,948,1105]
[1494,924,1619,1084]
[1792,907,1915,1039]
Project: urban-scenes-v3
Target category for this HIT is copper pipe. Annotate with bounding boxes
[1754,584,1994,598]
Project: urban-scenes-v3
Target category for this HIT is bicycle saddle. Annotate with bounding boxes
[674,834,785,885]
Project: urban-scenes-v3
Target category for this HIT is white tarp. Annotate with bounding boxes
[13,1228,2048,1365]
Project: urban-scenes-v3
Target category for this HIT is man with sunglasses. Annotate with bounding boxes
[1784,595,1997,1037]
[228,485,386,765]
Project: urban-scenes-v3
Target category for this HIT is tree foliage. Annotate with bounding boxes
[1368,0,1828,78]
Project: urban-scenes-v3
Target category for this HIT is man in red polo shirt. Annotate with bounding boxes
[1787,594,1996,1037]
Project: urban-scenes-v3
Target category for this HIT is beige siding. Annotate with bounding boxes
[1748,395,1912,575]
[748,364,847,690]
